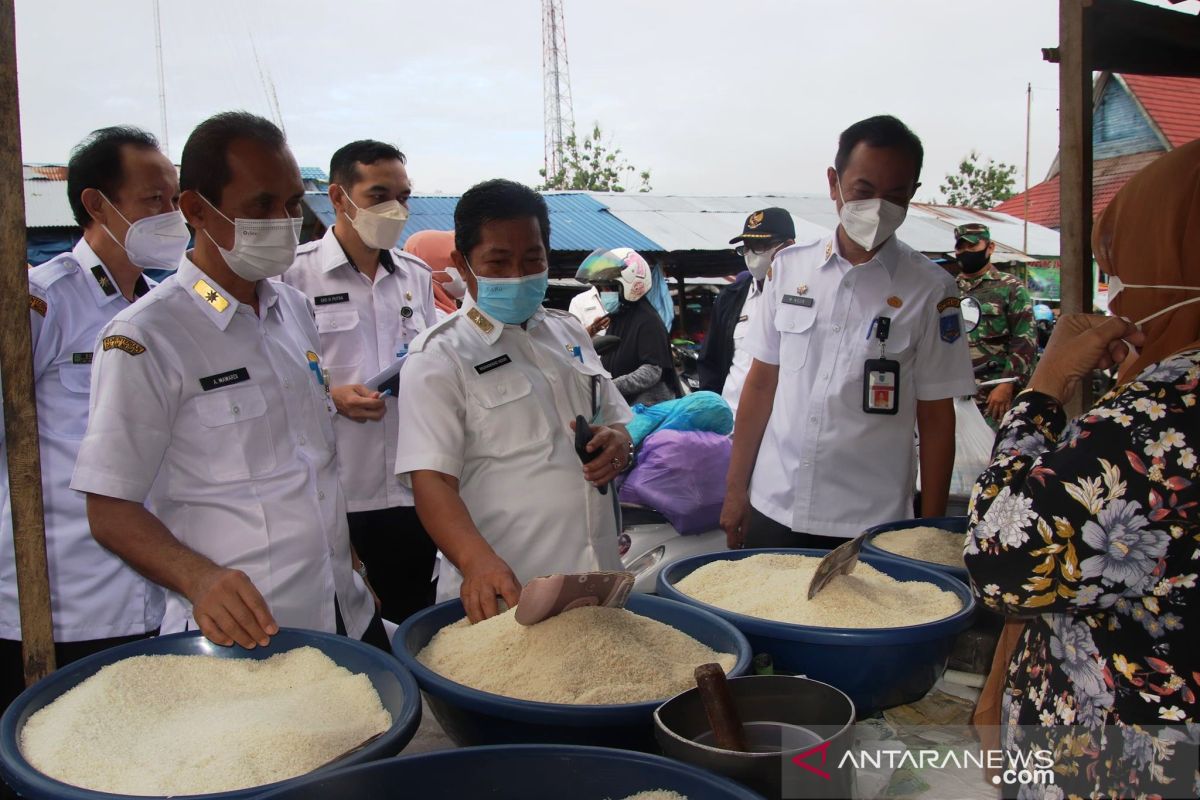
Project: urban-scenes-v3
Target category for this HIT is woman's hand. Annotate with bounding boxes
[1026,314,1146,404]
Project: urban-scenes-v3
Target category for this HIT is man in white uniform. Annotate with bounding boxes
[71,112,380,650]
[1,127,178,713]
[721,115,976,549]
[395,179,633,623]
[698,208,796,416]
[283,140,437,623]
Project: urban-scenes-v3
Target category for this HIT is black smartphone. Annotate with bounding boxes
[574,414,608,495]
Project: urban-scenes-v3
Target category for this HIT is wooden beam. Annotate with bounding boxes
[0,0,56,684]
[1058,0,1095,415]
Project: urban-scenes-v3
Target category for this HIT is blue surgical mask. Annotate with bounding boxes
[464,258,548,324]
[599,290,620,315]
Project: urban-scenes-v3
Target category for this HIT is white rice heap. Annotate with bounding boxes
[675,553,961,628]
[417,606,736,704]
[20,646,391,796]
[617,792,688,800]
[873,526,967,568]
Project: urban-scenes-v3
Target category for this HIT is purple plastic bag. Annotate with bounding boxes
[618,430,731,535]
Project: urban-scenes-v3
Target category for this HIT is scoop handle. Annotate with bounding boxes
[694,662,746,752]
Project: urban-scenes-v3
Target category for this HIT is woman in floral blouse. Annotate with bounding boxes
[965,139,1199,800]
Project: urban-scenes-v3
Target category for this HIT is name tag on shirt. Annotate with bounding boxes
[474,355,512,375]
[315,293,350,306]
[71,352,93,365]
[782,294,814,308]
[199,368,251,392]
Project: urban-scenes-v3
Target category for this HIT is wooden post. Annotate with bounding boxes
[0,0,56,684]
[1058,0,1095,414]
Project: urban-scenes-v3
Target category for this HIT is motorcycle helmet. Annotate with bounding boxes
[575,247,652,302]
[1033,303,1055,323]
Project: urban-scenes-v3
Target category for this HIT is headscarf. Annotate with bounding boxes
[602,296,683,400]
[1093,138,1200,382]
[403,229,459,316]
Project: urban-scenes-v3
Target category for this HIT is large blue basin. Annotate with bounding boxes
[0,628,421,799]
[394,593,752,750]
[860,515,971,583]
[254,744,765,799]
[656,548,976,716]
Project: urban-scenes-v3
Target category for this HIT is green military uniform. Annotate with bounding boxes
[953,224,1036,422]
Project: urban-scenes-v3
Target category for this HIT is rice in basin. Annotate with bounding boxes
[19,646,391,796]
[417,605,736,704]
[872,525,966,568]
[674,553,961,628]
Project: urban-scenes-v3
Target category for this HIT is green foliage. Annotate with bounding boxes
[940,150,1018,209]
[538,123,652,193]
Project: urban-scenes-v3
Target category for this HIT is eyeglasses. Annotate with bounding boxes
[734,241,778,257]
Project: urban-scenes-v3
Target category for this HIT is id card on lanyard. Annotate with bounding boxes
[863,315,899,415]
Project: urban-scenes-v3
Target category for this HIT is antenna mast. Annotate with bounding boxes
[541,0,575,180]
[153,0,168,155]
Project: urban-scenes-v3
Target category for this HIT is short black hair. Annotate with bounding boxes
[179,111,286,205]
[66,126,161,227]
[329,140,406,188]
[834,115,924,185]
[454,179,551,257]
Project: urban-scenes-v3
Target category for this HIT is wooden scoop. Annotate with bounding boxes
[806,532,868,600]
[694,662,747,752]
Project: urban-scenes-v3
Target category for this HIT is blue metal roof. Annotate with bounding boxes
[302,191,665,252]
[300,166,329,181]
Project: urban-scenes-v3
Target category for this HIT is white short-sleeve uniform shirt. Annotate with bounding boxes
[281,226,437,512]
[70,257,375,638]
[0,240,164,642]
[721,280,764,418]
[394,296,632,602]
[742,234,976,538]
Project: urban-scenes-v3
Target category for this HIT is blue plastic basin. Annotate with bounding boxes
[394,593,752,750]
[254,744,766,799]
[860,515,971,583]
[0,628,422,800]
[656,548,977,716]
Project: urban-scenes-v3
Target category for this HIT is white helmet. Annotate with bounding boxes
[575,247,652,302]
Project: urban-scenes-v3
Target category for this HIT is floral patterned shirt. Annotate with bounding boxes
[965,348,1199,799]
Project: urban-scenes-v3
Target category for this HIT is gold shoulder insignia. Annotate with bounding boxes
[192,279,230,312]
[937,297,961,313]
[824,240,833,260]
[29,295,47,316]
[467,307,495,334]
[102,335,146,356]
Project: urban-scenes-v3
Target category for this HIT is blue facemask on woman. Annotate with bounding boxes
[465,259,549,324]
[599,290,621,315]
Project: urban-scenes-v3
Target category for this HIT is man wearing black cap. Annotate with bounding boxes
[698,207,795,416]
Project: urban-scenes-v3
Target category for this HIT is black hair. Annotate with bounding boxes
[329,140,406,188]
[179,111,286,205]
[834,115,924,185]
[66,126,161,227]
[453,179,551,257]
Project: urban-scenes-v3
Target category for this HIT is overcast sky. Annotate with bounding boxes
[11,0,1183,200]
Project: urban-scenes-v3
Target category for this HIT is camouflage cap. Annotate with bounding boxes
[954,222,991,245]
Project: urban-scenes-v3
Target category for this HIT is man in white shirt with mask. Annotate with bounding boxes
[721,115,975,550]
[283,140,438,624]
[71,112,380,651]
[698,208,796,417]
[1,126,177,714]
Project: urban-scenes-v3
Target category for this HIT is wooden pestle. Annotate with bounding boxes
[694,662,747,752]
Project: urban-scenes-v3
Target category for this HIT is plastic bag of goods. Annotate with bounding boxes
[626,391,733,448]
[619,430,731,534]
[952,396,996,499]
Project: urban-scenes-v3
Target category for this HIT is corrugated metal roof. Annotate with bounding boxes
[590,193,1060,259]
[299,166,329,182]
[25,180,75,228]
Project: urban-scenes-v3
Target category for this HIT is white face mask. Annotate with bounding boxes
[836,177,908,251]
[436,266,468,299]
[340,186,408,251]
[98,192,189,272]
[1108,275,1200,326]
[744,249,773,281]
[200,195,301,281]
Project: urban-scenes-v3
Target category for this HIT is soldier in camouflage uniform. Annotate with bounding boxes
[953,223,1036,426]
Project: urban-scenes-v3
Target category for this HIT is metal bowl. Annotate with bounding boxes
[860,515,971,583]
[0,628,421,800]
[394,593,752,751]
[254,744,766,799]
[656,548,977,716]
